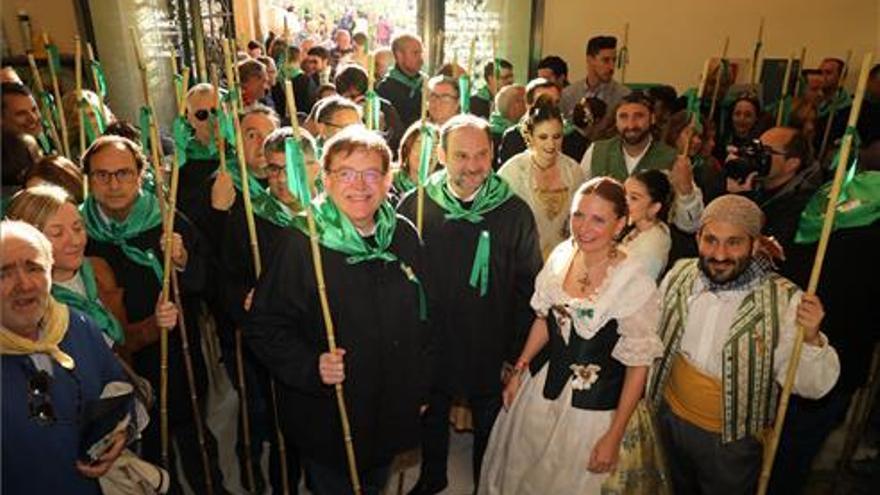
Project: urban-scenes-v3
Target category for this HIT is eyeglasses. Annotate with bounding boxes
[91,168,138,185]
[28,370,55,425]
[193,108,218,122]
[266,164,286,178]
[329,168,385,185]
[429,92,458,102]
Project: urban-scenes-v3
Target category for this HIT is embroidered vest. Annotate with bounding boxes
[541,311,625,411]
[647,259,799,443]
[590,135,678,182]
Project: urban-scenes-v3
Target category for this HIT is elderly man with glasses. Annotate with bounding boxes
[1,220,128,494]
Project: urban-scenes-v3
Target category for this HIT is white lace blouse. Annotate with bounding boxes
[530,240,664,367]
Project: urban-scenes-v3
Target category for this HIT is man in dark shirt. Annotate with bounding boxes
[376,34,426,129]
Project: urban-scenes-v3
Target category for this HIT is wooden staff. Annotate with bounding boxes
[793,46,807,97]
[756,52,874,495]
[433,29,445,74]
[620,22,630,84]
[221,39,259,494]
[75,36,86,159]
[26,53,63,154]
[130,26,174,469]
[42,32,71,158]
[708,36,730,124]
[681,58,712,159]
[776,54,794,126]
[416,81,430,235]
[85,42,110,137]
[365,50,376,130]
[189,0,208,81]
[750,17,765,85]
[467,37,477,82]
[284,78,363,495]
[818,50,853,162]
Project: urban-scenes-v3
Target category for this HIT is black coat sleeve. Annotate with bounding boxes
[244,231,325,396]
[507,204,543,363]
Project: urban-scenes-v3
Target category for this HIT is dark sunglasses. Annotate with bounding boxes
[28,370,55,425]
[193,108,218,121]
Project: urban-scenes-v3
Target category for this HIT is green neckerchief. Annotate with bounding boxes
[473,84,492,102]
[171,115,190,165]
[51,258,125,343]
[562,118,576,136]
[424,169,513,296]
[298,196,427,319]
[225,156,272,205]
[251,191,299,228]
[387,66,424,98]
[489,111,515,135]
[819,88,853,117]
[185,136,220,163]
[459,76,471,113]
[81,192,164,282]
[281,64,304,80]
[393,169,417,194]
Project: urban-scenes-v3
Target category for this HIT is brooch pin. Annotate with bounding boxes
[570,363,601,390]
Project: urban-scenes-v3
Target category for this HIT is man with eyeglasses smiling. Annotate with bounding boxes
[219,126,318,493]
[246,126,433,494]
[2,220,129,494]
[427,76,461,127]
[80,135,223,491]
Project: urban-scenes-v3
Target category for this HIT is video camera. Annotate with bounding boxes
[724,139,773,182]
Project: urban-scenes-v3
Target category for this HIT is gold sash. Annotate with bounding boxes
[0,296,74,369]
[663,353,722,433]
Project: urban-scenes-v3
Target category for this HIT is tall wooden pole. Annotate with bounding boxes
[42,32,70,158]
[285,78,363,494]
[222,39,259,494]
[776,54,794,126]
[416,81,430,236]
[750,18,765,85]
[26,54,63,154]
[75,36,86,159]
[130,25,171,469]
[793,46,807,97]
[708,36,730,125]
[756,52,874,495]
[818,50,854,161]
[620,22,630,84]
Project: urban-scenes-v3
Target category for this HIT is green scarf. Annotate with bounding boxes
[489,111,515,135]
[298,196,427,319]
[81,192,164,282]
[424,169,513,296]
[51,258,125,343]
[89,59,108,98]
[459,76,471,113]
[473,84,492,102]
[393,170,417,194]
[226,156,272,205]
[251,192,298,228]
[185,136,220,163]
[796,170,880,244]
[387,66,424,98]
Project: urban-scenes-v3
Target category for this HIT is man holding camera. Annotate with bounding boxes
[724,127,821,276]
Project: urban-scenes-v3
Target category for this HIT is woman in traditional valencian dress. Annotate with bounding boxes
[479,177,664,494]
[498,100,586,258]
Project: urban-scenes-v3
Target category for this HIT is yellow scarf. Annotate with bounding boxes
[0,296,74,369]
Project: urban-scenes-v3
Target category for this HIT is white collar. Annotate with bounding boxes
[446,179,483,202]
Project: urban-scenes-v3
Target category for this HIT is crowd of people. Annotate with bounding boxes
[2,15,880,495]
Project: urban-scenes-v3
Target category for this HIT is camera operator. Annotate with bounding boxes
[724,127,822,276]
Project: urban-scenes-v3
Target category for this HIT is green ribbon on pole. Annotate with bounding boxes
[79,104,98,146]
[138,106,153,155]
[365,90,381,130]
[40,91,60,127]
[37,132,52,154]
[458,76,470,114]
[172,115,190,165]
[89,59,108,98]
[284,136,311,205]
[417,124,434,184]
[46,43,61,75]
[683,87,704,133]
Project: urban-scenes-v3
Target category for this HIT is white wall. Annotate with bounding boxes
[542,0,879,91]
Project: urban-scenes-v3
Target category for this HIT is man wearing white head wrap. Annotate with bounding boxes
[644,195,840,494]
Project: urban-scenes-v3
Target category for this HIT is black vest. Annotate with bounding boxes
[542,310,625,410]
